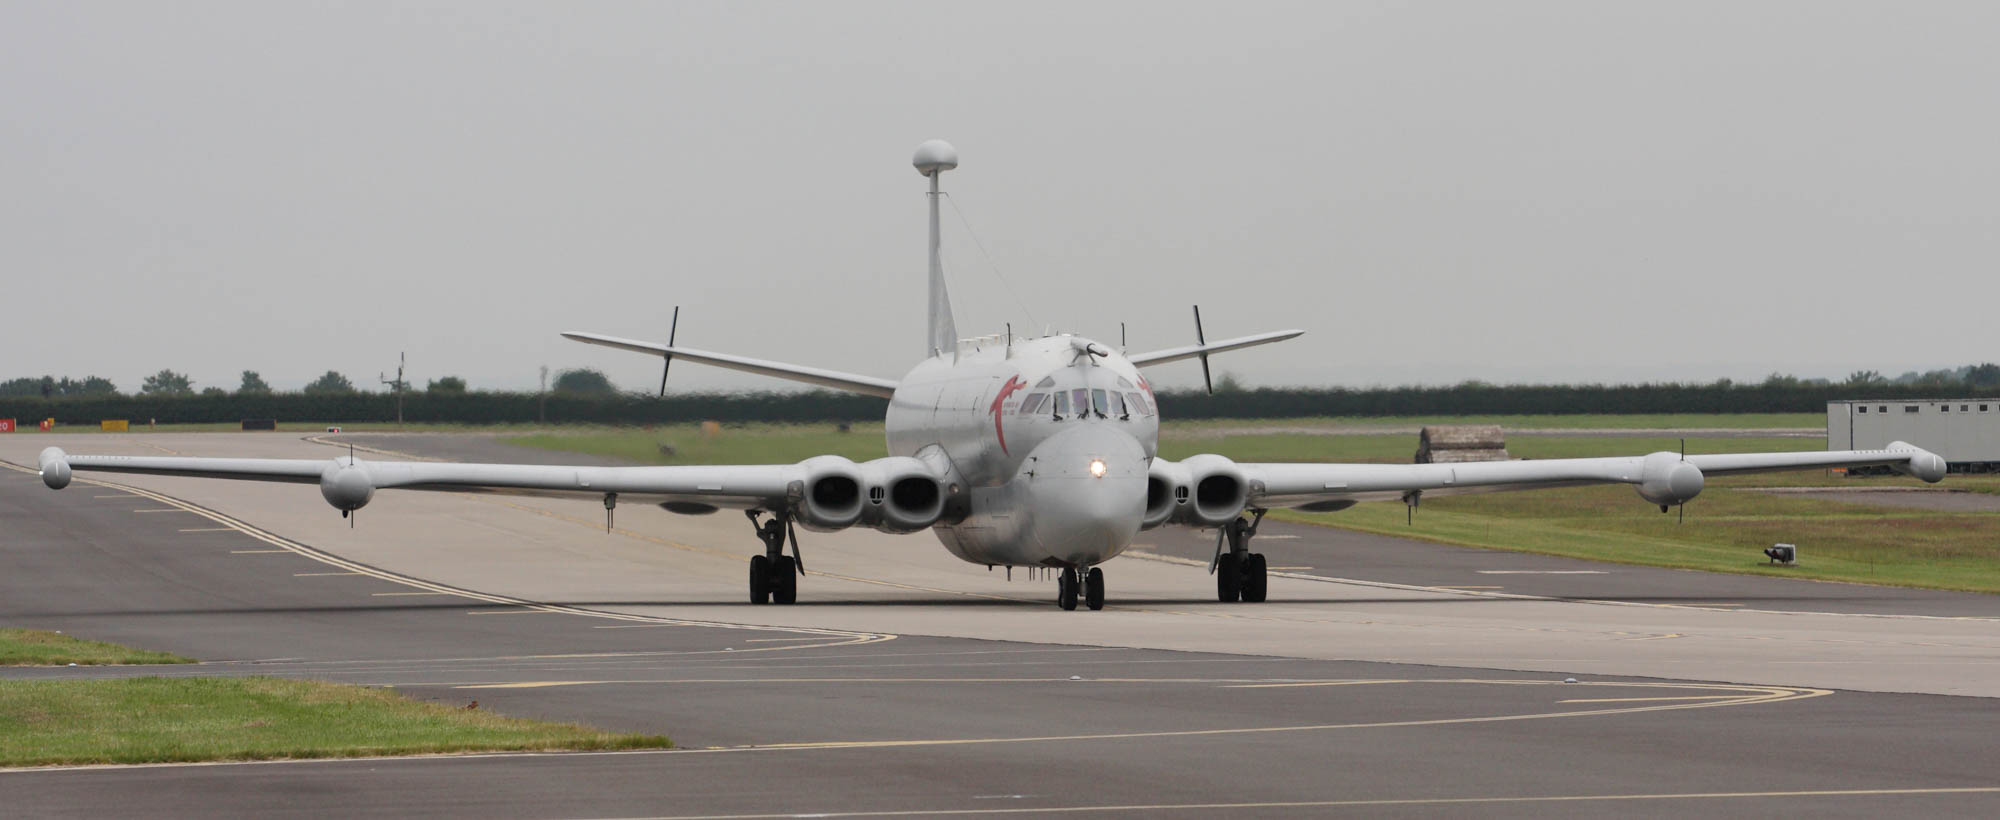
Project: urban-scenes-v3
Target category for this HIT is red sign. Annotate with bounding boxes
[0,419,13,433]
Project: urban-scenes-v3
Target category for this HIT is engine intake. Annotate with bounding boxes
[793,455,865,531]
[858,457,946,533]
[1142,459,1188,530]
[1153,454,1247,527]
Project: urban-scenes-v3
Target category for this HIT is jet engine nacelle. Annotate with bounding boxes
[1149,454,1248,528]
[320,458,374,512]
[1634,451,1703,509]
[857,456,946,534]
[793,455,865,531]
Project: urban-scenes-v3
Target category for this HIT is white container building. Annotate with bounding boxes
[1827,399,2000,473]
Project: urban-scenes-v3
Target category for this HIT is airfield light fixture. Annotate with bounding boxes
[1089,458,1108,479]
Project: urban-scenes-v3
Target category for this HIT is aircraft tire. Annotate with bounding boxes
[1242,553,1268,603]
[1058,568,1080,611]
[772,556,798,605]
[749,554,771,605]
[1216,553,1241,603]
[1084,567,1105,611]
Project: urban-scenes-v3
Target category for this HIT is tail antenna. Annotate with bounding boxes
[1193,305,1214,395]
[658,305,680,397]
[914,140,960,360]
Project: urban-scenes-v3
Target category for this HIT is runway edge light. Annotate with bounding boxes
[1765,543,1797,566]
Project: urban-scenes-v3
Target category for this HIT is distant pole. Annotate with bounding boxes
[538,365,549,425]
[379,352,407,427]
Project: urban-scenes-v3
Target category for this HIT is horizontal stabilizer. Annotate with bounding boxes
[562,332,899,399]
[1125,329,1304,368]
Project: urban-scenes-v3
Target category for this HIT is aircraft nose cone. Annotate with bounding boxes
[1022,425,1148,565]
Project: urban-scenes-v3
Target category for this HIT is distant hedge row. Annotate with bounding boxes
[5,382,1999,426]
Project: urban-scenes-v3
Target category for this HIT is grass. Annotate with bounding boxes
[505,417,2000,594]
[0,629,193,666]
[0,676,670,766]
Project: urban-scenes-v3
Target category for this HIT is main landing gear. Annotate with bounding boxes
[746,511,801,605]
[1213,509,1268,603]
[1056,566,1106,611]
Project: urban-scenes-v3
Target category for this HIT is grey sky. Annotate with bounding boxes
[6,1,1996,394]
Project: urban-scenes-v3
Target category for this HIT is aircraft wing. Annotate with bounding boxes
[1125,330,1304,368]
[561,331,899,399]
[35,447,811,513]
[1173,442,1948,513]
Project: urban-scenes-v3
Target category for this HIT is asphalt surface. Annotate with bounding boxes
[2,432,1998,818]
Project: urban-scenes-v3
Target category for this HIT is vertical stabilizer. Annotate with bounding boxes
[914,140,960,359]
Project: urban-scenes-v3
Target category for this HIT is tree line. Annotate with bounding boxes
[0,369,606,399]
[4,378,1999,426]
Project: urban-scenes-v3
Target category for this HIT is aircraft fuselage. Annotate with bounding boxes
[885,334,1159,569]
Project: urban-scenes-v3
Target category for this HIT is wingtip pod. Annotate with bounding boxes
[1887,441,1947,483]
[38,447,70,490]
[1636,451,1703,507]
[319,458,374,512]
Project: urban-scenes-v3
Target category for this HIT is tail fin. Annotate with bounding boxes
[915,140,960,359]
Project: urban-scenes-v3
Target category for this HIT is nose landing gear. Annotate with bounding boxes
[1213,509,1268,603]
[1056,566,1107,611]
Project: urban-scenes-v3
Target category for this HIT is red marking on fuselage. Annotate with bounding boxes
[988,375,1028,455]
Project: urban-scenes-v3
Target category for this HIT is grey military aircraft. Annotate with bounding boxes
[36,140,1947,610]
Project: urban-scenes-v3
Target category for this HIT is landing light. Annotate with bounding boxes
[1089,459,1107,478]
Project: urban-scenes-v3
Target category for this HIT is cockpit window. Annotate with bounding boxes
[1017,392,1047,415]
[1106,391,1125,418]
[1071,389,1091,417]
[1128,392,1153,416]
[1035,375,1056,388]
[1116,376,1134,388]
[1052,391,1070,417]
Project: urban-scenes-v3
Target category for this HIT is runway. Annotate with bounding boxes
[3,432,1998,817]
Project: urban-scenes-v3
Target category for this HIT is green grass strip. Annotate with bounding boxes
[0,629,193,666]
[0,676,670,766]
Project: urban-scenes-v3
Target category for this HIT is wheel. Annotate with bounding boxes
[1084,567,1105,611]
[1241,553,1268,603]
[772,555,798,605]
[1058,568,1080,611]
[749,554,771,604]
[1215,553,1240,603]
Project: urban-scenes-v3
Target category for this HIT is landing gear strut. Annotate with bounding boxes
[1055,566,1107,611]
[746,511,799,605]
[1213,509,1268,603]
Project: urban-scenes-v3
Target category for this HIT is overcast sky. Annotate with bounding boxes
[5,1,1996,394]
